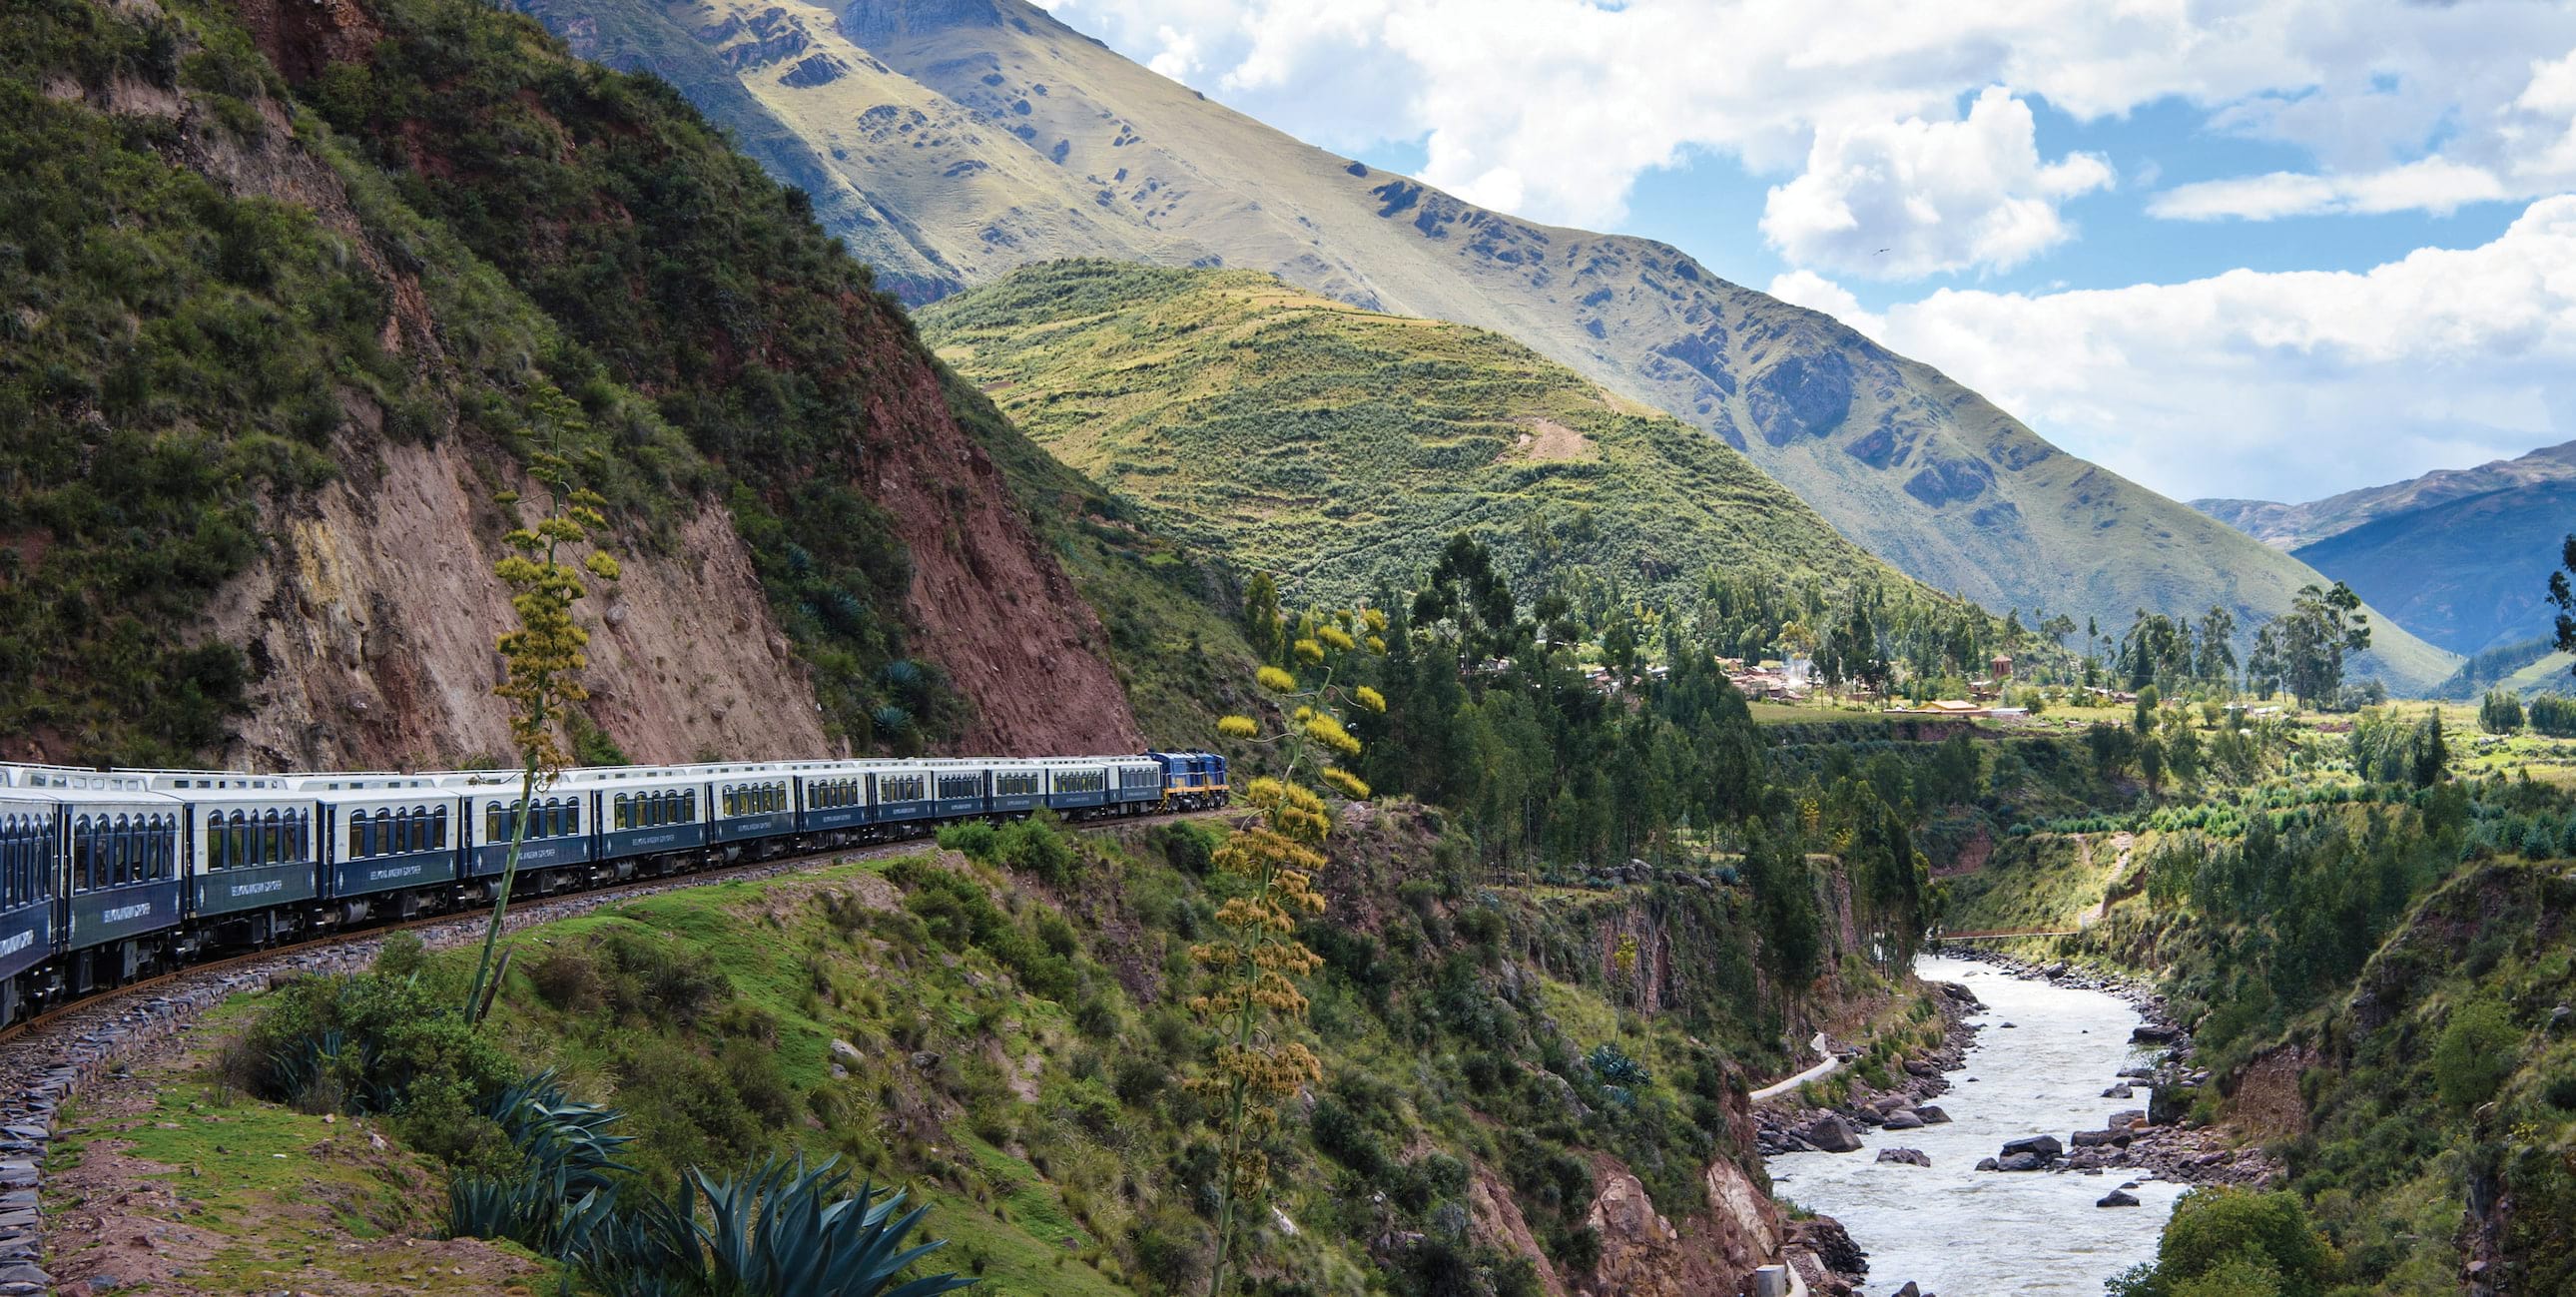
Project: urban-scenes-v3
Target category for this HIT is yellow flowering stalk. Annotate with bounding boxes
[1193,596,1386,1296]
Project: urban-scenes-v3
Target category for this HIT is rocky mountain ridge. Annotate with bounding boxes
[511,0,2455,692]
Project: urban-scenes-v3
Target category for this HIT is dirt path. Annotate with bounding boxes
[1749,1032,1839,1103]
[2078,831,2138,930]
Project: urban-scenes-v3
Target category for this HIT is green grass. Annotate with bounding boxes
[922,261,1909,609]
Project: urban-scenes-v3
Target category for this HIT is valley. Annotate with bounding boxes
[509,0,2459,694]
[2,0,2569,1294]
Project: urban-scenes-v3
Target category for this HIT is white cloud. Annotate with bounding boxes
[1044,0,2576,273]
[1869,197,2576,501]
[1765,270,1885,338]
[1760,88,2112,279]
[1146,24,1202,80]
[2149,158,2510,221]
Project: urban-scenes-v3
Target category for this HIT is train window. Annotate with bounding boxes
[564,800,579,834]
[206,812,226,870]
[350,818,366,859]
[613,794,630,831]
[372,808,392,856]
[261,810,280,866]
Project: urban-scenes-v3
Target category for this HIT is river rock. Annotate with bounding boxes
[2131,1023,2182,1045]
[1996,1152,2047,1172]
[2000,1134,2064,1160]
[1876,1147,1930,1167]
[2101,1083,2134,1098]
[2109,1109,2147,1128]
[2071,1128,2132,1148]
[1806,1113,1864,1153]
[1914,1105,1950,1123]
[1976,1157,1999,1171]
[2118,1066,2155,1079]
[1881,1108,1925,1130]
[2098,1189,2142,1207]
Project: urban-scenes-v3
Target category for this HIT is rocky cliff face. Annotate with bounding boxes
[5,0,1142,770]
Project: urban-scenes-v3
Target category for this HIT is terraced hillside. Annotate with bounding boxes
[922,263,1909,606]
[514,0,2456,692]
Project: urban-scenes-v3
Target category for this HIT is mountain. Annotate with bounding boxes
[2286,480,2576,655]
[509,0,2457,693]
[2194,439,2576,551]
[0,0,1259,768]
[921,262,1912,608]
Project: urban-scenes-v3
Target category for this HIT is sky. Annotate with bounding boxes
[1033,0,2576,505]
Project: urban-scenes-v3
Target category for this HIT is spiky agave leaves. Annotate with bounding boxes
[582,1154,974,1297]
[447,1069,636,1259]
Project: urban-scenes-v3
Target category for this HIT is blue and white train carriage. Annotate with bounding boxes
[0,747,1230,1025]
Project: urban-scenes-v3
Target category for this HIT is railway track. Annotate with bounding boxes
[0,805,1231,1055]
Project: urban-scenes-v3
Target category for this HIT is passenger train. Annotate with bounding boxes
[0,749,1229,1026]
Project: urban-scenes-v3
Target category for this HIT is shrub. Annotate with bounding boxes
[242,973,515,1120]
[2433,998,2520,1113]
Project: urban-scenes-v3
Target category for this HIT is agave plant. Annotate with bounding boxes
[485,1069,634,1198]
[584,1154,974,1297]
[447,1069,635,1260]
[267,1027,397,1114]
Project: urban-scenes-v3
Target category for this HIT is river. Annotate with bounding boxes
[1762,954,2188,1296]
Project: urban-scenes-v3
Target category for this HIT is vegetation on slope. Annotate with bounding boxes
[512,0,2459,692]
[1934,703,2576,1294]
[922,262,1903,609]
[3,0,1233,765]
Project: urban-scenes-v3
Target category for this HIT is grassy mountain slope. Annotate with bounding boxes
[2196,438,2576,551]
[2289,479,2576,654]
[921,262,1908,606]
[513,0,2455,692]
[0,0,1261,767]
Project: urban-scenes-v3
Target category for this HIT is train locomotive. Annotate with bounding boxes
[0,748,1228,1026]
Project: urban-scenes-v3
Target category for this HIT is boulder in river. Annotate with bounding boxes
[1995,1152,2047,1172]
[2098,1189,2142,1207]
[2071,1128,2132,1149]
[1976,1157,2000,1171]
[2131,1023,2182,1045]
[2000,1134,2064,1160]
[1914,1105,1951,1123]
[2101,1083,2134,1098]
[1893,1284,1923,1297]
[2108,1109,2147,1128]
[1881,1108,1925,1130]
[1876,1147,1931,1167]
[1806,1113,1863,1153]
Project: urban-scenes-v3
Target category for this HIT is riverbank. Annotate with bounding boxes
[1935,947,2278,1188]
[1755,954,2254,1297]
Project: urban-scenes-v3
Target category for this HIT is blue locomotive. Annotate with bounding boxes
[0,749,1228,1024]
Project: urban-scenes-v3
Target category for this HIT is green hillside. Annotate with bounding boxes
[511,0,2456,693]
[0,0,1253,767]
[921,263,1907,607]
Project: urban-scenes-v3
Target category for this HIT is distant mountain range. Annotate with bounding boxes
[519,0,2457,692]
[2195,441,2576,656]
[2195,439,2576,552]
